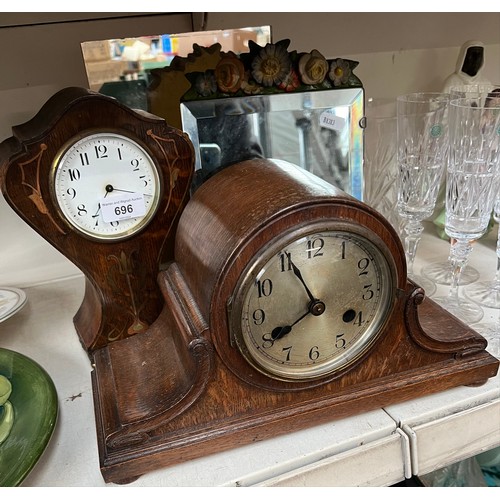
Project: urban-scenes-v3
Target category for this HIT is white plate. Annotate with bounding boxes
[0,287,27,323]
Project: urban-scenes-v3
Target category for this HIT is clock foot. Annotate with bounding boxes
[111,475,142,485]
[464,378,488,387]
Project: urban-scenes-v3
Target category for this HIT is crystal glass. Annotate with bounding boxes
[363,98,401,233]
[464,196,500,308]
[396,93,450,296]
[423,84,500,286]
[433,95,500,324]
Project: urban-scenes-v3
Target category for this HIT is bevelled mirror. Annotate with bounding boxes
[181,87,364,198]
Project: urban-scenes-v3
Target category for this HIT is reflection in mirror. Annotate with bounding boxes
[80,27,271,110]
[181,88,364,199]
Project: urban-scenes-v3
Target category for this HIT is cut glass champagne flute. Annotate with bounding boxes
[464,196,500,309]
[433,95,500,324]
[423,84,500,287]
[363,98,401,233]
[396,93,450,296]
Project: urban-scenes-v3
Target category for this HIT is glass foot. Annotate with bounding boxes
[463,281,500,309]
[422,261,480,286]
[473,322,500,357]
[433,295,484,325]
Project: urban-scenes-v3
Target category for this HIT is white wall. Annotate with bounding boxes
[205,12,500,97]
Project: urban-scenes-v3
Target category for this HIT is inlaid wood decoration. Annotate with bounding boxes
[0,88,498,485]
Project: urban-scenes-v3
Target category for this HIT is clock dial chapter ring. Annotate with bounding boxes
[229,220,397,383]
[50,131,161,241]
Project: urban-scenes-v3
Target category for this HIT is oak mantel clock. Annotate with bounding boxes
[1,88,498,484]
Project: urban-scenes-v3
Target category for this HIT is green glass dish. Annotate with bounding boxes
[0,348,58,486]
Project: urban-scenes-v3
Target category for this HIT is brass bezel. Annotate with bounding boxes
[228,219,398,382]
[49,129,162,242]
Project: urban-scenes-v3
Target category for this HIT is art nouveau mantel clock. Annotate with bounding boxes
[1,88,498,484]
[0,87,194,352]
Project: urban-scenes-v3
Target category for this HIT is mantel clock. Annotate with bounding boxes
[1,88,497,484]
[0,87,194,351]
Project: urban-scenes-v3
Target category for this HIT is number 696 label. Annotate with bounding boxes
[100,193,146,223]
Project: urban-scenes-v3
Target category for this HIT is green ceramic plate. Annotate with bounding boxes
[0,348,58,486]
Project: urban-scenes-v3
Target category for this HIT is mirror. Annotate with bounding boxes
[181,87,364,199]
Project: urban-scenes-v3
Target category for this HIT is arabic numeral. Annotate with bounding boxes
[362,284,374,300]
[335,333,346,349]
[256,278,273,298]
[95,144,108,159]
[79,153,89,166]
[68,168,81,181]
[309,346,320,360]
[77,204,87,216]
[282,346,293,361]
[280,252,292,272]
[307,237,324,258]
[252,309,266,325]
[357,257,370,276]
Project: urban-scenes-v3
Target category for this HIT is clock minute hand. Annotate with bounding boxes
[111,187,153,197]
[271,309,311,341]
[290,259,316,302]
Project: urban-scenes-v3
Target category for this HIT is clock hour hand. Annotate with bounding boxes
[271,299,326,340]
[92,190,110,218]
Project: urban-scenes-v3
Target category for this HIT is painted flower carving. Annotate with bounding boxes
[215,53,245,93]
[251,43,291,87]
[241,78,263,95]
[180,39,361,102]
[329,58,352,86]
[278,69,300,92]
[298,49,328,85]
[195,71,217,97]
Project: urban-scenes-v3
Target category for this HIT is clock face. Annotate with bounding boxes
[51,131,160,240]
[229,222,396,381]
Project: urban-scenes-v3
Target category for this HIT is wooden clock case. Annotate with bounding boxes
[0,87,194,351]
[1,89,498,484]
[93,159,497,483]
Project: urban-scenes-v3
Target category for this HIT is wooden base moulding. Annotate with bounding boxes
[89,159,498,484]
[91,274,499,484]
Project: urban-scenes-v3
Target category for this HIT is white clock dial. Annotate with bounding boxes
[52,132,160,240]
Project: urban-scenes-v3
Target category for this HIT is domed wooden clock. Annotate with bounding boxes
[0,88,498,484]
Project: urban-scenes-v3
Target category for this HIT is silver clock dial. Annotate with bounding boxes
[230,225,395,381]
[52,132,160,240]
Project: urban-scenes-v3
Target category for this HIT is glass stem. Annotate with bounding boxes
[494,224,500,288]
[448,238,473,301]
[404,218,423,277]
